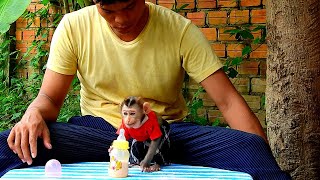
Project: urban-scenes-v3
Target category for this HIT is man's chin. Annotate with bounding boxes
[113,27,132,35]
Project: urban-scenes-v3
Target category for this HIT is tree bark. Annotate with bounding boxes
[266,0,320,179]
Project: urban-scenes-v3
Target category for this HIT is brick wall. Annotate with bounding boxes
[154,0,267,128]
[15,0,267,128]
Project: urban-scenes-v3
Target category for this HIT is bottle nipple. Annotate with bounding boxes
[112,129,129,150]
[117,129,126,141]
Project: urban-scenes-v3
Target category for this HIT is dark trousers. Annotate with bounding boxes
[0,115,291,180]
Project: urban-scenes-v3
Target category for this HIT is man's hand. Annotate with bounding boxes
[7,108,52,165]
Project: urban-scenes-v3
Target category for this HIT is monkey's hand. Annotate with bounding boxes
[140,161,161,172]
[140,160,152,172]
[140,138,161,172]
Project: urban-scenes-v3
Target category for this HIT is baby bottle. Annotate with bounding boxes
[109,129,130,178]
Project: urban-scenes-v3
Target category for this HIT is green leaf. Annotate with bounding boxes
[231,57,243,66]
[239,30,254,39]
[242,46,252,56]
[211,118,220,126]
[253,37,261,44]
[252,25,265,32]
[11,112,21,120]
[228,67,238,78]
[194,117,207,126]
[0,0,32,33]
[41,0,50,5]
[224,29,241,35]
[178,4,189,10]
[77,0,85,8]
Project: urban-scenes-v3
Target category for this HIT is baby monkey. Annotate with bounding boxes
[117,96,171,172]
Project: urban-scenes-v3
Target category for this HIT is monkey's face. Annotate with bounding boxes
[121,104,145,129]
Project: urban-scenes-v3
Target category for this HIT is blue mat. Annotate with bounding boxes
[2,162,252,179]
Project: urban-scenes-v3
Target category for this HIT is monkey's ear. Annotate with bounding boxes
[143,102,151,114]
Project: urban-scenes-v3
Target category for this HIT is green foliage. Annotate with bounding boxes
[185,87,207,126]
[0,0,32,33]
[223,25,266,78]
[0,1,81,131]
[49,0,93,13]
[185,25,266,127]
[172,4,189,13]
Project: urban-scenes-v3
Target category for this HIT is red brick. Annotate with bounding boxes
[15,30,22,41]
[16,42,28,49]
[211,44,226,57]
[48,29,55,41]
[250,44,267,58]
[243,95,261,110]
[230,10,250,24]
[16,18,28,28]
[260,61,266,75]
[251,78,266,93]
[262,0,266,6]
[238,61,260,75]
[158,0,175,9]
[176,0,195,9]
[200,28,217,41]
[218,0,237,8]
[230,78,250,93]
[218,28,237,41]
[27,4,36,12]
[48,6,60,14]
[250,28,263,39]
[41,18,48,27]
[208,11,227,25]
[227,44,244,57]
[19,47,37,53]
[197,0,217,9]
[186,11,206,26]
[240,0,261,7]
[29,17,41,28]
[251,9,266,24]
[22,30,36,41]
[35,4,44,10]
[201,92,216,106]
[207,110,226,124]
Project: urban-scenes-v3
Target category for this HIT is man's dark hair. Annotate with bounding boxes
[95,0,130,5]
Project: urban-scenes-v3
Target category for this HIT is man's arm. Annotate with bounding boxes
[200,69,268,142]
[7,69,74,165]
[28,69,75,121]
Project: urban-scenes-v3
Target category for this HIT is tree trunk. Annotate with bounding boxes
[266,0,320,179]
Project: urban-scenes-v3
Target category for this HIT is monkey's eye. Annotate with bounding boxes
[130,112,136,116]
[123,112,128,116]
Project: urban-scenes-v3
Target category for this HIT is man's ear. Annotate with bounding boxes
[143,102,151,114]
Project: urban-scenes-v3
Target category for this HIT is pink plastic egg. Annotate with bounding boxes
[45,159,62,177]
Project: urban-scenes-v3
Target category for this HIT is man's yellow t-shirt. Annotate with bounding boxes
[47,2,223,128]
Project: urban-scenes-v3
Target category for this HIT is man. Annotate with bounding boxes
[0,0,291,179]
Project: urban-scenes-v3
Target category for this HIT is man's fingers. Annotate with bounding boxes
[42,127,52,150]
[21,130,32,165]
[7,130,16,153]
[13,132,24,162]
[29,130,38,159]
